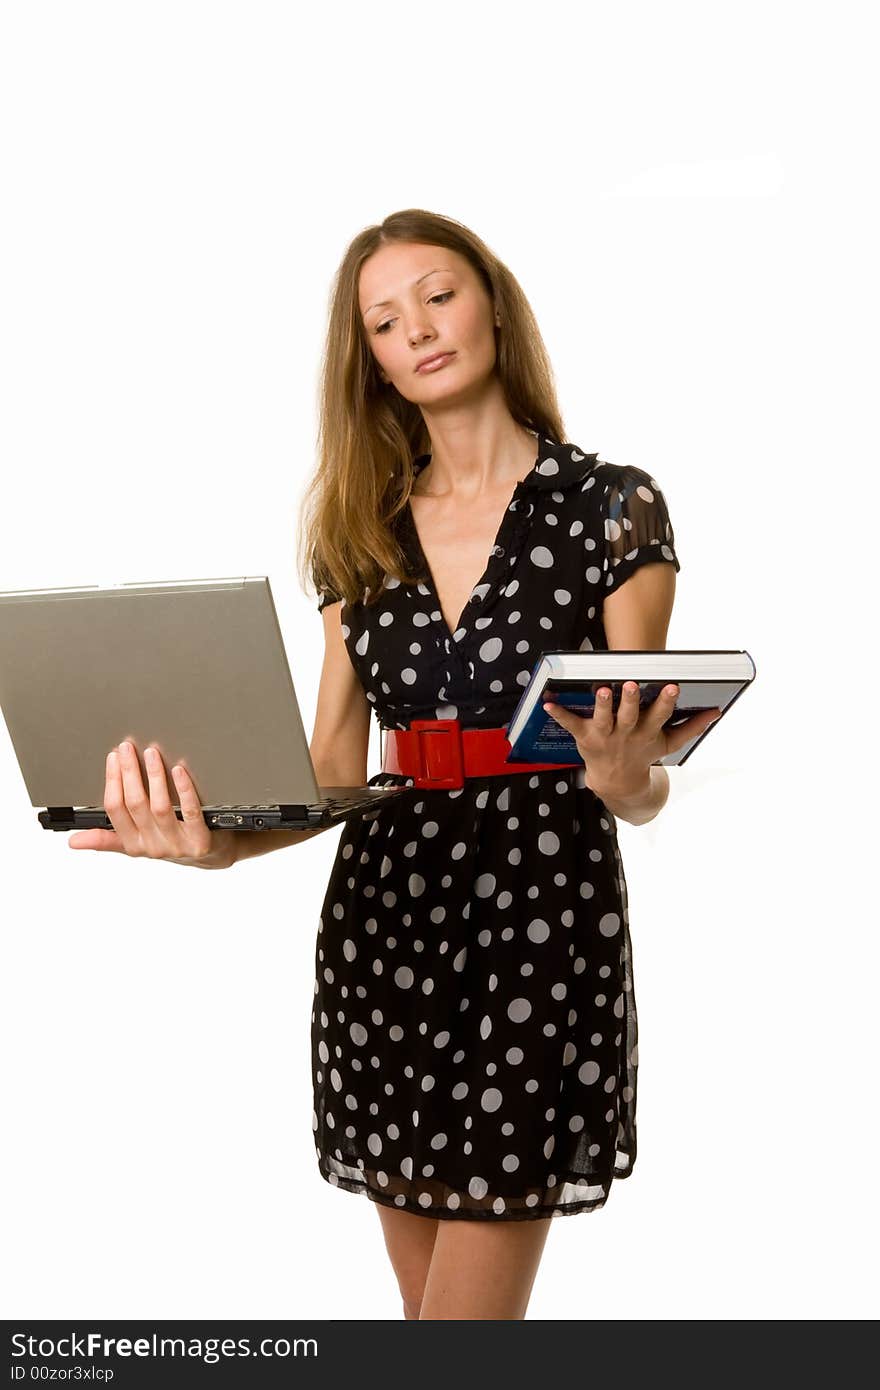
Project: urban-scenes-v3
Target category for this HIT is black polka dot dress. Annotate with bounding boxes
[311,434,681,1220]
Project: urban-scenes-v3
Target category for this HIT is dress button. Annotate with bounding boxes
[469,594,481,604]
[493,545,505,557]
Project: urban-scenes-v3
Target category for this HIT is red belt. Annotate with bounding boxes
[380,719,583,791]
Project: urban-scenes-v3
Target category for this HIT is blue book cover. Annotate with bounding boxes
[502,650,755,768]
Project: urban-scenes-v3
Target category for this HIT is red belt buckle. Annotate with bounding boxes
[410,718,465,790]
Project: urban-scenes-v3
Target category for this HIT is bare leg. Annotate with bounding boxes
[375,1204,440,1319]
[419,1216,553,1320]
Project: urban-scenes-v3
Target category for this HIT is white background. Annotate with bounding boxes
[1,0,875,1320]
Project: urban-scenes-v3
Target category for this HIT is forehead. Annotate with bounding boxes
[358,244,470,313]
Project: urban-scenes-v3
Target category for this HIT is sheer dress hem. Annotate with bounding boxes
[314,1150,635,1221]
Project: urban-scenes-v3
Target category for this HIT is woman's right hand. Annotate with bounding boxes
[67,741,239,870]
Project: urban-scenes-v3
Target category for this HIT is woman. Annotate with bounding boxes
[297,208,716,1318]
[71,207,717,1320]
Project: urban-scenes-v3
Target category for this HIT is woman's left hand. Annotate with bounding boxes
[543,682,722,802]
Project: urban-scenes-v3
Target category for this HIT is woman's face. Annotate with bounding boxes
[358,241,499,405]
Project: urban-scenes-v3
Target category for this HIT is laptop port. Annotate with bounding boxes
[211,813,243,827]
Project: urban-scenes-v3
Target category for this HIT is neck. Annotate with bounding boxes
[415,423,539,499]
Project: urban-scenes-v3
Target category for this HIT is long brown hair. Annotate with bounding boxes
[297,208,568,610]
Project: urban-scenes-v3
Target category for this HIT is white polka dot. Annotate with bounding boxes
[508,998,532,1023]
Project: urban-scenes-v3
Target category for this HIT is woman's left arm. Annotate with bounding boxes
[594,765,670,826]
[544,563,717,827]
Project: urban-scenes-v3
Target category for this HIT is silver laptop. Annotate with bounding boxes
[0,575,408,832]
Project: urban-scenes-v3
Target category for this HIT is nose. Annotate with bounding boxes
[408,323,436,346]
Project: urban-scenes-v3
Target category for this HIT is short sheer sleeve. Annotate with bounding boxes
[600,463,681,596]
[312,559,345,612]
[316,583,344,613]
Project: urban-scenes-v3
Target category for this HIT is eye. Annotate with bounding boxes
[375,291,454,335]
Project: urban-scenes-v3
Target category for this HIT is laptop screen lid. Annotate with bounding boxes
[0,575,325,812]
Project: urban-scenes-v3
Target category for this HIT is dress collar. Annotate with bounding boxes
[412,433,599,493]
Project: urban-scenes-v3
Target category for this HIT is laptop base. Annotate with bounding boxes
[39,787,408,833]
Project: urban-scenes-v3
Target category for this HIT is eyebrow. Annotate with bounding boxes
[363,267,452,317]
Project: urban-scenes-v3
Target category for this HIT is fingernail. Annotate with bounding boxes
[119,741,130,756]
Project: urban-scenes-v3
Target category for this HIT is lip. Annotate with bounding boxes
[415,351,455,374]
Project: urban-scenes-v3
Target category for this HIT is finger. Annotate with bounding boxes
[592,685,615,732]
[102,746,140,849]
[542,699,569,727]
[117,741,158,848]
[542,701,591,734]
[143,746,184,846]
[169,762,210,844]
[663,707,722,756]
[616,681,641,731]
[649,683,682,736]
[68,826,127,852]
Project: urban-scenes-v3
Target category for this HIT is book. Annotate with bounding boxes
[504,649,756,768]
